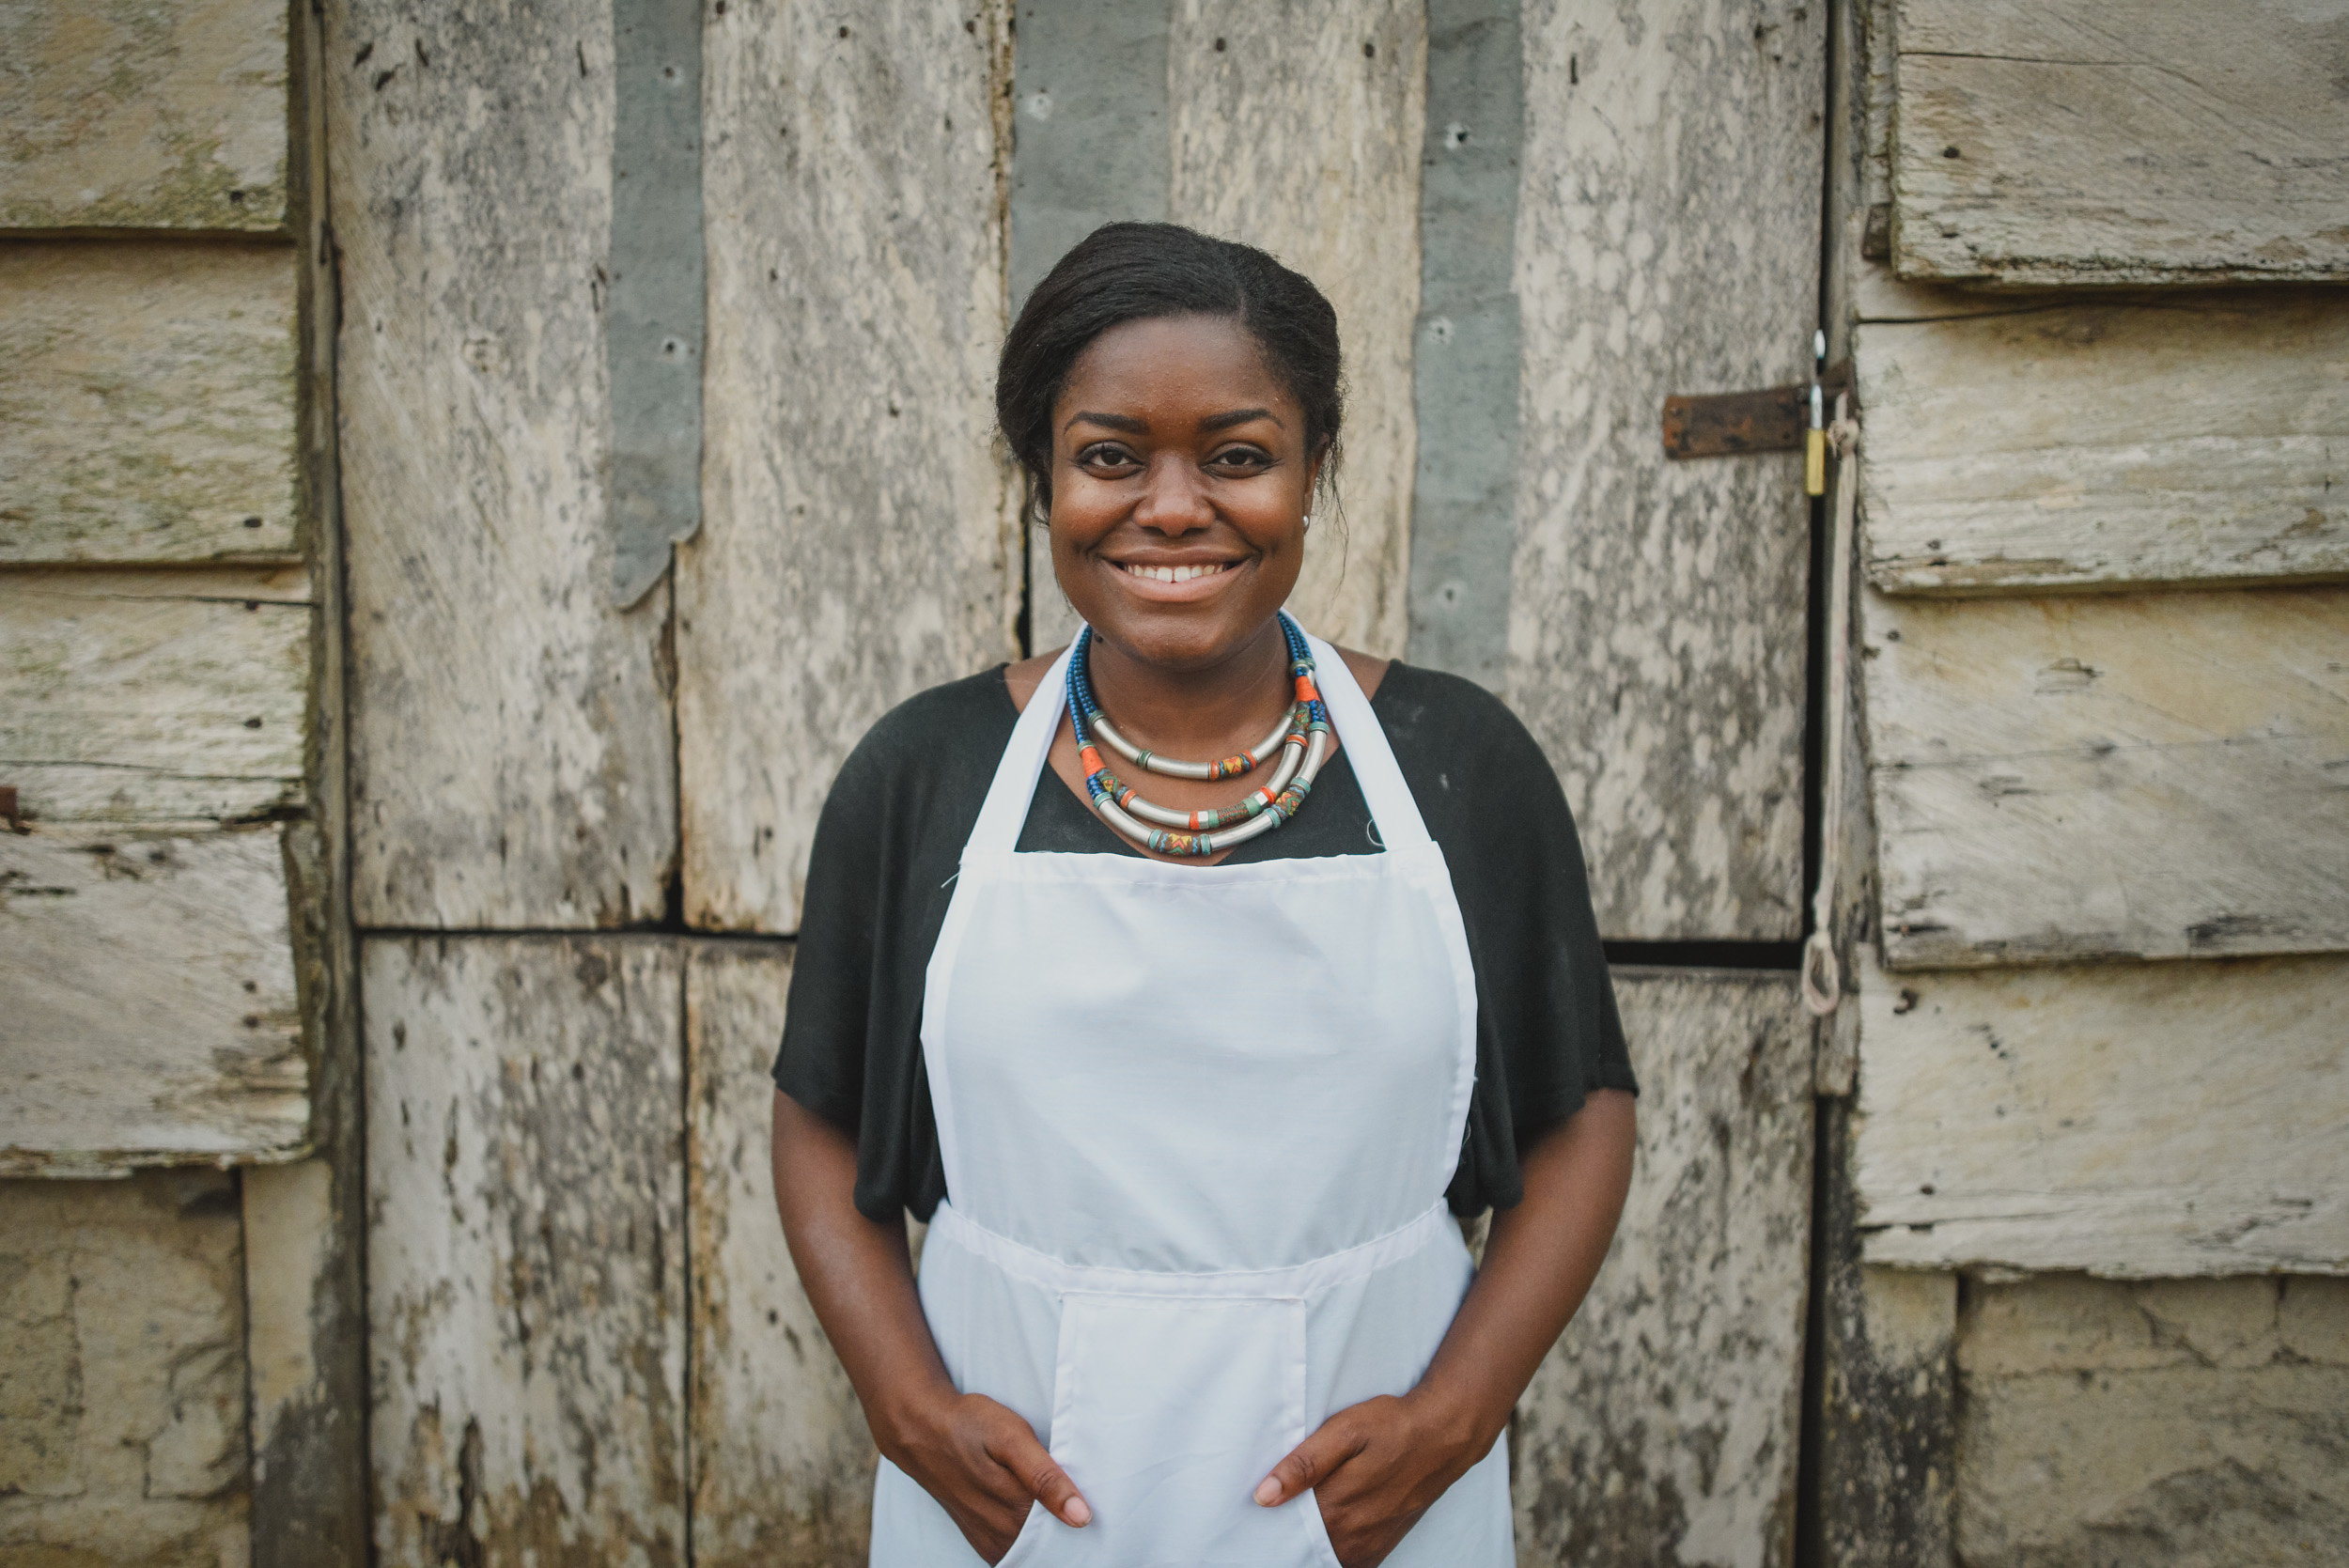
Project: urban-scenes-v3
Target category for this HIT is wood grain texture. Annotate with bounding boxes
[1859,291,2349,595]
[1515,969,1813,1568]
[1890,0,2349,287]
[679,0,1017,934]
[0,824,305,1175]
[0,568,310,824]
[328,1,675,930]
[1161,0,1424,659]
[1854,950,2349,1277]
[366,935,685,1568]
[1507,0,1821,941]
[686,942,875,1568]
[0,0,288,231]
[1862,586,2349,967]
[0,241,299,563]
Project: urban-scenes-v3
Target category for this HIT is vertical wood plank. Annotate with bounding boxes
[1508,0,1822,941]
[327,1,675,929]
[686,942,875,1567]
[679,0,1018,935]
[1165,0,1425,657]
[0,0,288,231]
[0,241,300,564]
[366,935,685,1567]
[1862,586,2349,967]
[1514,969,1813,1568]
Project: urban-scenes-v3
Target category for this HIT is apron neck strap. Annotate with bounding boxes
[966,641,1076,860]
[1302,629,1432,850]
[964,622,1435,859]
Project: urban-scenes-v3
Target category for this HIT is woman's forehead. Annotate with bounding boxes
[1058,315,1293,419]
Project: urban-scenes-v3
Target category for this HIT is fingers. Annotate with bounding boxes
[988,1415,1091,1528]
[1256,1415,1364,1507]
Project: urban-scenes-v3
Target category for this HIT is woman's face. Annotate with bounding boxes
[1048,313,1320,673]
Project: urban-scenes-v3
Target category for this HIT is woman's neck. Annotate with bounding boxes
[1082,617,1295,759]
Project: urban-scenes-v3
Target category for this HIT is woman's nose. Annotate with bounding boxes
[1132,455,1212,535]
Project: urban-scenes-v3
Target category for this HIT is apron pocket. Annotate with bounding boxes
[1004,1291,1331,1568]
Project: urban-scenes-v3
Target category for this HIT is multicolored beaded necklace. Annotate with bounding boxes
[1067,612,1333,857]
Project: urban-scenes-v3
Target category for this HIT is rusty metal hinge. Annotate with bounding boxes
[1661,360,1853,459]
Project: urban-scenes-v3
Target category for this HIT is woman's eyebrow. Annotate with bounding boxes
[1064,411,1146,434]
[1200,407,1282,432]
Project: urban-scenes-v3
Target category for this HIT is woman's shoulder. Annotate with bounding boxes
[1371,661,1551,774]
[836,664,1020,790]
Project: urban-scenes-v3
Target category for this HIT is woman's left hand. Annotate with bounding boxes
[1253,1389,1493,1568]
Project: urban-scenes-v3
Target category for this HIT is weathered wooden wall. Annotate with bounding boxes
[366,936,687,1567]
[679,0,1019,935]
[0,242,300,563]
[328,0,675,930]
[687,943,875,1568]
[0,0,288,232]
[1890,0,2349,287]
[1514,969,1812,1568]
[1857,291,2349,596]
[1854,952,2349,1277]
[1506,0,1821,941]
[1862,586,2349,969]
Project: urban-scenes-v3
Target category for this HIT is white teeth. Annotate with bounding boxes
[1124,562,1230,583]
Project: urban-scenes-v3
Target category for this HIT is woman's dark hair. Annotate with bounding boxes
[996,222,1344,520]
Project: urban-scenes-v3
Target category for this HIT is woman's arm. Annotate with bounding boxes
[770,1090,1092,1560]
[1254,1087,1637,1566]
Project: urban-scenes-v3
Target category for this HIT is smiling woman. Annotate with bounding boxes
[770,223,1638,1568]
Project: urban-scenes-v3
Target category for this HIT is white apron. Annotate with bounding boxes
[870,631,1514,1568]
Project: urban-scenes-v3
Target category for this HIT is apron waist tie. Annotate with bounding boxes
[927,1200,1457,1301]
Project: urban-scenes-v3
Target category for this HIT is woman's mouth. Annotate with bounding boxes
[1116,560,1238,584]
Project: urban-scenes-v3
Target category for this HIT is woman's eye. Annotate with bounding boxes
[1078,443,1138,471]
[1210,446,1273,473]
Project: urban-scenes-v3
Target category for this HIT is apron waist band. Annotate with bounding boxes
[926,1200,1457,1300]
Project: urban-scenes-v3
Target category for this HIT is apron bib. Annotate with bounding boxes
[870,630,1514,1567]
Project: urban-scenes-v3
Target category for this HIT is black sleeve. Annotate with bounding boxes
[1374,666,1636,1215]
[773,673,1013,1222]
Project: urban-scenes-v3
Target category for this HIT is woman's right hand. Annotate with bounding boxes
[883,1388,1092,1563]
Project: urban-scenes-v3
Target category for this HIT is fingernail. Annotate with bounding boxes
[1254,1477,1282,1507]
[1066,1498,1092,1527]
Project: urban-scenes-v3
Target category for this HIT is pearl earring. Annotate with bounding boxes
[1302,512,1314,531]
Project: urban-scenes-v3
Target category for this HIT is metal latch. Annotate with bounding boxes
[1661,358,1853,464]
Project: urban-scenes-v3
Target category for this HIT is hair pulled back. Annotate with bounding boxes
[996,222,1344,518]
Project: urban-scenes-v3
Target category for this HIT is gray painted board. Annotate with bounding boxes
[0,241,299,565]
[328,0,676,929]
[1405,0,1523,691]
[687,942,875,1567]
[1855,951,2349,1277]
[1858,291,2349,596]
[0,0,288,231]
[0,824,305,1174]
[679,0,1019,934]
[1891,0,2349,287]
[1507,0,1822,942]
[1862,586,2349,968]
[0,567,310,825]
[366,935,685,1566]
[1515,968,1813,1568]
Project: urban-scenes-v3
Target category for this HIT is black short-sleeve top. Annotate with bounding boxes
[773,660,1636,1223]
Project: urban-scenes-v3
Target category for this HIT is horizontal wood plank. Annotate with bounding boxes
[0,242,299,563]
[1515,969,1812,1567]
[328,1,675,928]
[0,569,309,823]
[678,0,1016,933]
[1864,586,2349,967]
[1856,952,2349,1276]
[1890,0,2349,286]
[686,942,874,1567]
[1160,0,1424,658]
[0,0,288,231]
[1507,0,1821,940]
[1858,291,2349,595]
[366,935,685,1566]
[0,824,306,1174]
